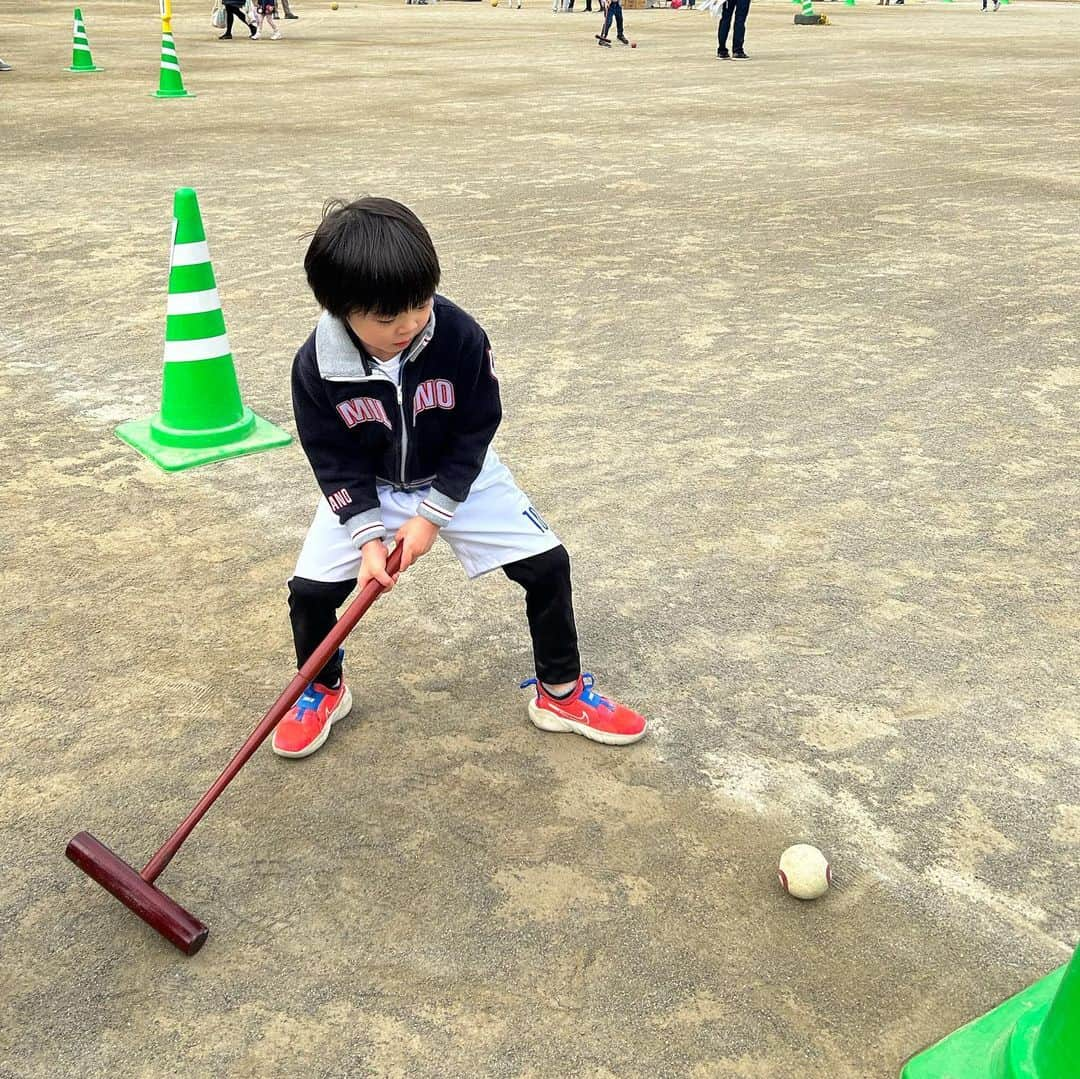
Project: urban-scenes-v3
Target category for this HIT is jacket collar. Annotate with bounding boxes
[314,307,437,382]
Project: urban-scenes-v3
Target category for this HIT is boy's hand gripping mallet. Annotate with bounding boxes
[66,544,404,956]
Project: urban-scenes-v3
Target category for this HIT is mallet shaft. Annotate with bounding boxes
[140,544,403,883]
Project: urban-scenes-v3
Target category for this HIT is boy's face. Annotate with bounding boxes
[347,300,434,362]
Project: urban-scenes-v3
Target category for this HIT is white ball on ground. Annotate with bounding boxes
[778,844,831,900]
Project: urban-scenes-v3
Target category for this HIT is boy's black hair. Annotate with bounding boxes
[304,197,441,319]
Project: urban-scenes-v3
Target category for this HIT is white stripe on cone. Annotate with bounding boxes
[166,288,221,316]
[170,239,211,267]
[163,333,232,363]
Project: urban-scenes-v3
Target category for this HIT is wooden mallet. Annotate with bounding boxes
[66,544,403,955]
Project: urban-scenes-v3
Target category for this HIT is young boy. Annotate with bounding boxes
[272,197,647,759]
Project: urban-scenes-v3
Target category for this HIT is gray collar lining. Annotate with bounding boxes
[314,308,437,382]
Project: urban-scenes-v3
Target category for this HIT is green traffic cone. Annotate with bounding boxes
[844,0,855,6]
[65,8,101,73]
[153,31,194,98]
[116,188,291,472]
[902,943,1080,1079]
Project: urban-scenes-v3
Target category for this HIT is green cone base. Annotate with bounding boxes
[152,89,195,98]
[66,64,102,72]
[901,965,1066,1079]
[116,409,291,472]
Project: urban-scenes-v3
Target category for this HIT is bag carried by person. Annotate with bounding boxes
[211,1,226,28]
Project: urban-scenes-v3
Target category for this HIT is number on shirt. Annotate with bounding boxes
[522,506,549,533]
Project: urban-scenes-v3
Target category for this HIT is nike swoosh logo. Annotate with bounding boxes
[555,707,591,725]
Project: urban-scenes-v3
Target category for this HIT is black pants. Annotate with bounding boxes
[600,0,623,37]
[718,0,750,52]
[288,545,581,688]
[224,2,253,34]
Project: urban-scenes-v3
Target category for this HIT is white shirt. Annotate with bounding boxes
[371,352,403,386]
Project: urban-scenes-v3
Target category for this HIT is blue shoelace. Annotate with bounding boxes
[294,685,324,716]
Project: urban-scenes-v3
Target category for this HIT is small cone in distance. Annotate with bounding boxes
[66,7,101,72]
[116,188,291,472]
[153,31,194,98]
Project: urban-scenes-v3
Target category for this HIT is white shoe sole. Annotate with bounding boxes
[527,699,647,746]
[272,686,353,759]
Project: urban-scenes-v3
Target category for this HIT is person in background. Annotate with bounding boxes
[716,0,750,59]
[253,0,282,38]
[220,0,257,38]
[275,0,299,18]
[597,0,628,44]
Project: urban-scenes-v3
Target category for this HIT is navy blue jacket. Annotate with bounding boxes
[291,295,501,548]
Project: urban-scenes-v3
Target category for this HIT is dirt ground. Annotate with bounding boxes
[1,0,1078,1076]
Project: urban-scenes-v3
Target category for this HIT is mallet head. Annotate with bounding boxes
[66,831,209,955]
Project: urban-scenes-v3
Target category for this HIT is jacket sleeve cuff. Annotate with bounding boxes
[417,489,461,529]
[346,508,387,550]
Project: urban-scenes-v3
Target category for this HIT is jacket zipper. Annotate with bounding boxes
[368,369,409,489]
[395,381,408,487]
[338,327,432,489]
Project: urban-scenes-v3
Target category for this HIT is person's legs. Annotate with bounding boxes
[288,501,368,683]
[506,544,646,746]
[426,459,644,744]
[274,498,378,758]
[287,577,356,685]
[224,2,256,35]
[613,1,624,36]
[600,3,614,35]
[717,0,733,53]
[502,547,580,687]
[731,0,751,53]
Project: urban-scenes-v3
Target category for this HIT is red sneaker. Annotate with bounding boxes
[520,673,647,746]
[271,679,353,758]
